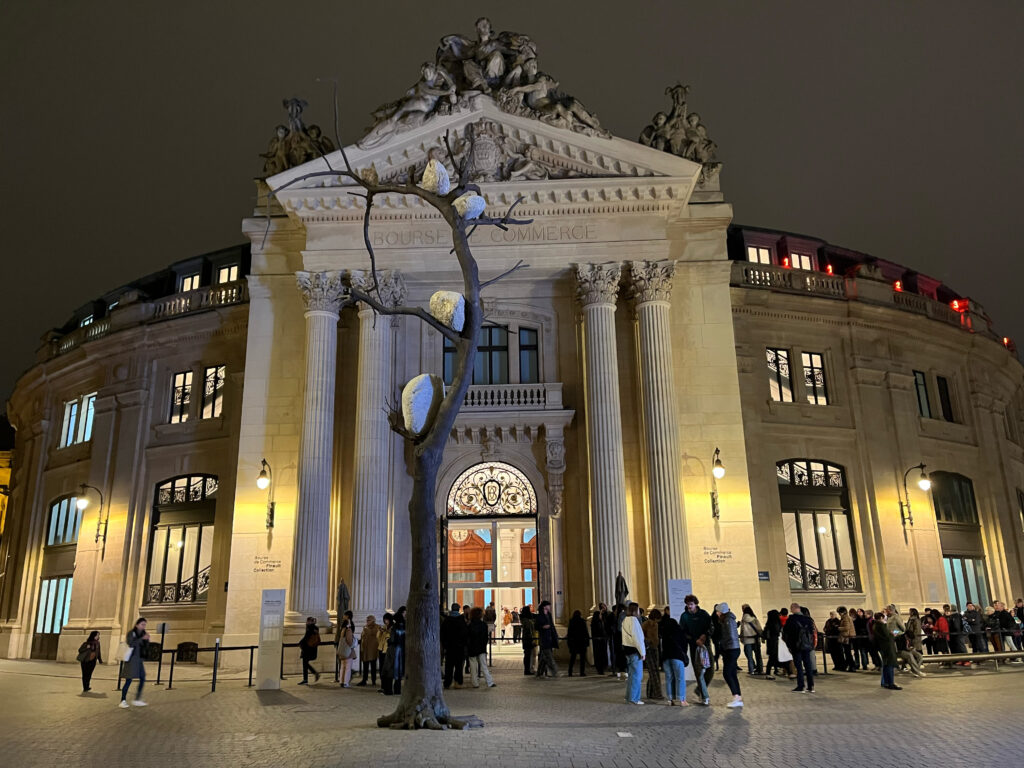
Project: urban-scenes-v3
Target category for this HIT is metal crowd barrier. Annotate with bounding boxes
[116,640,259,693]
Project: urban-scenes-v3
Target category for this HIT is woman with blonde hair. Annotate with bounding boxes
[335,613,356,688]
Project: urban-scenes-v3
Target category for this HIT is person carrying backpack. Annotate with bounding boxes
[781,602,816,693]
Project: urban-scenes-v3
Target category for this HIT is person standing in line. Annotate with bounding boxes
[511,607,521,644]
[391,606,406,695]
[467,607,497,688]
[837,606,856,671]
[297,615,321,686]
[335,615,356,688]
[930,608,950,655]
[659,610,689,706]
[824,611,844,671]
[853,608,871,670]
[739,604,764,676]
[763,609,782,679]
[694,635,712,705]
[709,605,723,671]
[679,594,712,702]
[377,613,393,693]
[642,607,663,700]
[501,607,512,644]
[77,630,103,693]
[484,601,498,647]
[520,606,536,675]
[603,604,619,676]
[119,618,150,708]
[535,600,559,678]
[962,602,986,653]
[801,606,820,678]
[357,615,379,687]
[782,603,816,693]
[566,609,589,677]
[590,606,608,676]
[621,602,646,705]
[993,601,1022,654]
[716,603,744,708]
[441,603,468,689]
[873,612,901,690]
[463,604,473,674]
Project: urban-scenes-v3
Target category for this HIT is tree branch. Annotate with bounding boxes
[479,259,529,290]
[348,286,460,343]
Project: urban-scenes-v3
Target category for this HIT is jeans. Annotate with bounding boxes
[881,664,895,687]
[696,666,710,701]
[625,652,643,702]
[470,653,494,687]
[663,658,685,701]
[794,648,814,691]
[856,647,870,669]
[121,664,145,701]
[722,647,742,696]
[742,642,762,674]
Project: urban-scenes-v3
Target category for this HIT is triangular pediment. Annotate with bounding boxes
[269,96,704,219]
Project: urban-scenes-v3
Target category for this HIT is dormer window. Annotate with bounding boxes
[216,265,238,284]
[180,273,200,292]
[79,315,94,328]
[790,252,814,271]
[746,246,772,265]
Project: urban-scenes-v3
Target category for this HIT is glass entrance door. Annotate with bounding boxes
[446,520,537,613]
[31,575,73,659]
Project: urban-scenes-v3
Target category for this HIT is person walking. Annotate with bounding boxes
[467,607,496,688]
[659,611,689,706]
[535,600,559,678]
[590,606,608,675]
[782,603,816,693]
[873,612,901,690]
[520,606,536,675]
[739,604,764,676]
[441,603,468,689]
[680,594,713,701]
[356,615,379,686]
[621,602,646,705]
[77,631,103,693]
[567,609,589,677]
[717,603,744,708]
[642,608,663,699]
[297,616,321,686]
[119,618,149,707]
[336,615,356,687]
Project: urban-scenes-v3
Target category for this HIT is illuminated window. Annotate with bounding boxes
[181,273,200,292]
[802,352,829,405]
[766,348,793,403]
[746,246,772,264]
[447,462,537,517]
[46,495,83,546]
[169,371,192,424]
[59,393,96,448]
[216,265,238,284]
[79,315,94,328]
[201,365,226,419]
[943,556,989,611]
[790,252,814,270]
[147,475,217,604]
[913,370,931,418]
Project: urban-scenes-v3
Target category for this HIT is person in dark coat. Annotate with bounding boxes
[520,606,536,675]
[440,603,468,688]
[659,612,689,706]
[77,630,103,693]
[872,612,901,690]
[612,603,627,679]
[763,610,782,678]
[679,594,712,701]
[390,606,406,694]
[298,616,321,685]
[590,606,608,675]
[567,609,589,676]
[119,618,150,707]
[603,605,619,676]
[535,600,559,678]
[466,607,496,687]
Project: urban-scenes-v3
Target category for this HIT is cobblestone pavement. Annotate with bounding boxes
[1,653,1021,768]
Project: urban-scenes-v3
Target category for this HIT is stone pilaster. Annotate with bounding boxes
[574,262,631,606]
[347,270,405,619]
[291,270,345,623]
[628,260,688,603]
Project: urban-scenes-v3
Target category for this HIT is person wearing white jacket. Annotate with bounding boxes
[621,603,646,705]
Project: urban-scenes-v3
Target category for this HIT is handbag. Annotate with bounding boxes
[117,640,131,662]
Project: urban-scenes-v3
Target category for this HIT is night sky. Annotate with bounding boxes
[3,1,1023,403]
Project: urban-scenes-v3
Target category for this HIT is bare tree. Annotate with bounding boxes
[270,120,529,729]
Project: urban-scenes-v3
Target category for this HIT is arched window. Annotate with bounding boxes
[929,472,979,525]
[46,494,83,547]
[446,462,537,518]
[146,474,217,604]
[777,459,859,591]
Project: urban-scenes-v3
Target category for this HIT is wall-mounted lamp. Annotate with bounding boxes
[710,447,725,518]
[257,458,275,529]
[897,463,930,528]
[76,483,108,544]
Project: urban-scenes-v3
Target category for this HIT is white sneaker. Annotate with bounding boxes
[727,699,744,708]
[132,700,148,707]
[118,700,129,709]
[633,700,645,705]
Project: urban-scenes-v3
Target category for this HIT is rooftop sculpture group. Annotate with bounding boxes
[260,98,336,177]
[639,84,722,185]
[357,17,609,148]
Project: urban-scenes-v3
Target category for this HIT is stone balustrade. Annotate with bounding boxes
[152,280,248,320]
[734,261,847,298]
[462,382,563,411]
[53,317,112,355]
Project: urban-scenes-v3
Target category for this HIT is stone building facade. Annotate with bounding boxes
[2,98,1023,662]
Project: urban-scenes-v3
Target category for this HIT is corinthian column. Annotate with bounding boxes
[348,270,406,619]
[628,260,688,603]
[292,270,345,623]
[574,262,631,606]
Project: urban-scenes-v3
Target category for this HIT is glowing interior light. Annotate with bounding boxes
[825,264,834,275]
[894,280,903,292]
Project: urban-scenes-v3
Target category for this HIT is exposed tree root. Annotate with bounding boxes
[378,695,472,730]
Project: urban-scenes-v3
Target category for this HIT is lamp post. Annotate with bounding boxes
[257,459,275,529]
[710,447,725,519]
[76,483,107,544]
[897,463,931,528]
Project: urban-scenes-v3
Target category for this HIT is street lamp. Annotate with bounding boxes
[76,483,108,544]
[897,463,930,528]
[710,448,725,518]
[257,458,275,529]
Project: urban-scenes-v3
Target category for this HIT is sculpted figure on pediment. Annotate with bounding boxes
[260,98,336,177]
[639,84,721,186]
[359,62,459,149]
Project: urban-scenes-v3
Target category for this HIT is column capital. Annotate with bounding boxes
[573,262,622,307]
[296,270,345,315]
[348,269,407,309]
[627,260,676,305]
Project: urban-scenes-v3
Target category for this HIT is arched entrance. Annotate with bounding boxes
[441,462,539,614]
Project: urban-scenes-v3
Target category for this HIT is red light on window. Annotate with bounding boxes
[782,256,790,268]
[825,264,833,275]
[1004,337,1011,347]
[894,280,903,292]
[951,299,968,312]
